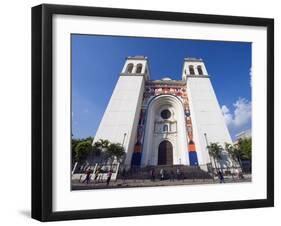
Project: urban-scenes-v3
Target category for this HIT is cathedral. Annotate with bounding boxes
[93,56,232,170]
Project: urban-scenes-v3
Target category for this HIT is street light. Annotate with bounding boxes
[204,132,213,166]
[122,133,127,147]
[120,133,127,167]
[204,133,209,146]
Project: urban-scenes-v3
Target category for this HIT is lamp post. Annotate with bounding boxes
[204,133,209,146]
[204,132,213,167]
[122,133,127,148]
[120,133,127,167]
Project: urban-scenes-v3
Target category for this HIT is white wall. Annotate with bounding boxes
[0,0,279,226]
[187,76,233,166]
[94,75,145,165]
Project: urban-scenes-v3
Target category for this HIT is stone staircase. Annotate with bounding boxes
[118,165,213,180]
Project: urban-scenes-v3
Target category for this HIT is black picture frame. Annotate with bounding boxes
[32,3,274,222]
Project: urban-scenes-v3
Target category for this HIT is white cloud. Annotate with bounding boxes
[221,105,233,126]
[249,67,252,87]
[221,98,252,130]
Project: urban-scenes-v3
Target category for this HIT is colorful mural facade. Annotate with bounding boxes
[131,81,198,166]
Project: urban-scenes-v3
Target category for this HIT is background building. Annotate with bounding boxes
[235,129,252,142]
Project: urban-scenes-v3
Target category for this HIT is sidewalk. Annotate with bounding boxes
[72,175,251,190]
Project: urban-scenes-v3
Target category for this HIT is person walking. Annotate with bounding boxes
[170,170,175,181]
[160,168,164,181]
[93,167,100,183]
[106,170,112,186]
[218,170,225,183]
[176,167,180,180]
[121,168,127,183]
[150,168,155,181]
[238,170,244,180]
[235,168,240,180]
[82,168,92,184]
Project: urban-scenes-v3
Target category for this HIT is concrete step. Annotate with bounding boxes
[118,165,213,180]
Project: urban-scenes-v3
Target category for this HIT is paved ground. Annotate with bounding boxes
[72,175,251,190]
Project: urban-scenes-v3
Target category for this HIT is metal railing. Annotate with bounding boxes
[72,163,252,185]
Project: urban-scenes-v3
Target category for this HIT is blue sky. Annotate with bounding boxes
[72,34,251,141]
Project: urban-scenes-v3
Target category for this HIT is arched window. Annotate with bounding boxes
[163,124,169,132]
[136,64,142,73]
[197,65,203,75]
[189,65,195,75]
[126,63,134,73]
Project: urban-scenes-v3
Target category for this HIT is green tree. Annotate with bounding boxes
[106,143,125,163]
[72,137,126,164]
[72,137,94,163]
[238,138,252,160]
[224,138,252,168]
[71,138,80,163]
[94,139,110,150]
[207,142,223,170]
[92,139,125,164]
[74,140,92,163]
[224,142,243,167]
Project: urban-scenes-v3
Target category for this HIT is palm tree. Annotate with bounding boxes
[92,139,125,164]
[225,143,236,167]
[94,139,110,150]
[207,142,223,171]
[91,139,110,163]
[225,138,252,168]
[106,143,125,163]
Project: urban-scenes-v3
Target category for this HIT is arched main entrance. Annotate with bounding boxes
[158,140,173,165]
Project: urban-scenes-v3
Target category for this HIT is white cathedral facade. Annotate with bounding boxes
[93,56,233,170]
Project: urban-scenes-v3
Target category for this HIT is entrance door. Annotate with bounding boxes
[158,140,173,165]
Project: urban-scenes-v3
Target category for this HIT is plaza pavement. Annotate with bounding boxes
[72,175,251,190]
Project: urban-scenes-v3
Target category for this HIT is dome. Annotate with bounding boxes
[161,77,172,81]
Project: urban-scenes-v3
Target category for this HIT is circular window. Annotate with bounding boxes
[161,109,171,119]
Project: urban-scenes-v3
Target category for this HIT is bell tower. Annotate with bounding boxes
[182,57,208,80]
[93,56,149,166]
[121,56,150,80]
[182,58,232,168]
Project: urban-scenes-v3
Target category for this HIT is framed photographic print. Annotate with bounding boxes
[32,4,274,221]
